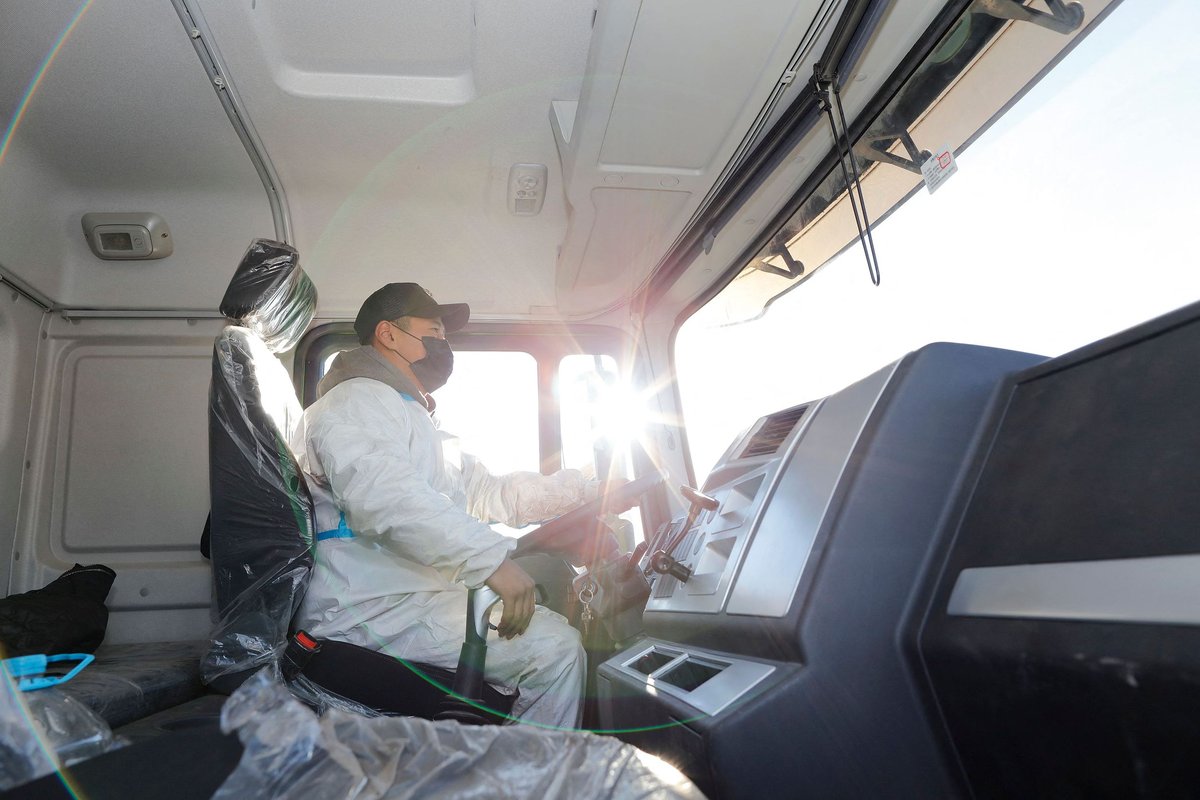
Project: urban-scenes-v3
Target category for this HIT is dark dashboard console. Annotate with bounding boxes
[596,342,1042,799]
[920,302,1200,799]
[601,300,1200,799]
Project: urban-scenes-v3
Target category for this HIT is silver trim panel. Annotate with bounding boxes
[1,270,53,310]
[58,310,225,320]
[947,554,1200,625]
[726,361,897,616]
[606,638,776,717]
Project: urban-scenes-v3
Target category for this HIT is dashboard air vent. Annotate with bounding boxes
[739,405,808,459]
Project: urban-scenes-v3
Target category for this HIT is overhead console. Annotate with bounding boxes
[550,0,840,315]
[597,342,1042,798]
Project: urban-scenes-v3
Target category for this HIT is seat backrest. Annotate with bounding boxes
[203,239,317,687]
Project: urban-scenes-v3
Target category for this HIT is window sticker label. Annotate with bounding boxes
[921,144,958,194]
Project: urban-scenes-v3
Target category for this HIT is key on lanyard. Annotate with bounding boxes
[578,578,597,638]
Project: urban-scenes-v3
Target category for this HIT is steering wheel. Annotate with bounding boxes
[512,472,665,564]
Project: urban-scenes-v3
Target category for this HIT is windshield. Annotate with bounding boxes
[677,0,1200,483]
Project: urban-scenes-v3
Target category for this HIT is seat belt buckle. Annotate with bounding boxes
[281,630,321,682]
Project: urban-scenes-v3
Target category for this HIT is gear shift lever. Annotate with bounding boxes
[649,486,718,584]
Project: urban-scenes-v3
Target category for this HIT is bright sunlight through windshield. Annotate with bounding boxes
[676,0,1200,483]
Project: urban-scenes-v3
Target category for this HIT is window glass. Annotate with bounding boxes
[432,351,542,539]
[319,347,541,536]
[560,354,620,473]
[559,354,646,546]
[322,348,540,475]
[676,0,1200,483]
[322,349,343,375]
[435,350,540,477]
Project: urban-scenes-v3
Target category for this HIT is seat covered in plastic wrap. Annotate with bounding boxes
[57,641,208,728]
[203,239,317,689]
[202,240,513,720]
[213,671,704,799]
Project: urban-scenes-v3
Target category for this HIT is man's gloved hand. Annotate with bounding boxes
[484,558,536,639]
[602,478,639,513]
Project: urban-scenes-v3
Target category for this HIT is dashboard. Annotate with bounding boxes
[598,342,1042,798]
[599,299,1200,799]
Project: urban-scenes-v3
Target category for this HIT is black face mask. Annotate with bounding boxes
[394,327,454,392]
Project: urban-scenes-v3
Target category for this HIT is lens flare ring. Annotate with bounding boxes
[0,0,95,169]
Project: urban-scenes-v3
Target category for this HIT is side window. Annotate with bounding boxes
[559,354,621,473]
[558,354,646,547]
[306,333,645,542]
[321,347,540,475]
[434,351,540,475]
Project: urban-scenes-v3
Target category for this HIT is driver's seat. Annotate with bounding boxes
[202,238,514,720]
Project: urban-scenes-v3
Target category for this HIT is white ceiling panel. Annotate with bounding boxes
[195,0,596,319]
[0,0,272,309]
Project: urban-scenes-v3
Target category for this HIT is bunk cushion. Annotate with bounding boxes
[56,641,207,728]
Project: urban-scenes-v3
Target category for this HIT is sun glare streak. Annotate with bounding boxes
[0,0,94,168]
[564,361,691,490]
[586,380,647,448]
[632,748,696,790]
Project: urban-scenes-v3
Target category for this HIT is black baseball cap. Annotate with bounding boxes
[354,283,471,343]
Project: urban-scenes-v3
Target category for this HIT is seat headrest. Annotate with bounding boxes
[220,239,317,353]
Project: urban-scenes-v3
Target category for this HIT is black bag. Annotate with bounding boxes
[0,564,116,658]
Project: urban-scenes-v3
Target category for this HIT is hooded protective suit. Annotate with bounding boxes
[291,346,592,727]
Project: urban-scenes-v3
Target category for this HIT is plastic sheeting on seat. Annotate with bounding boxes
[57,641,207,728]
[214,671,705,800]
[0,668,123,791]
[204,239,316,688]
[219,239,316,355]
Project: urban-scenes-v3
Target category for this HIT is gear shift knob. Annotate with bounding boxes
[681,485,719,512]
[649,485,717,584]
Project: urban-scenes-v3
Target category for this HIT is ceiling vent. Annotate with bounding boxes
[739,404,808,459]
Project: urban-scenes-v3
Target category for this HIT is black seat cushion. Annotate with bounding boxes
[208,328,313,618]
[302,639,516,721]
[57,641,207,728]
[4,724,242,800]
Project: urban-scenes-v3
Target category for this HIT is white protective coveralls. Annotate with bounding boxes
[291,346,593,727]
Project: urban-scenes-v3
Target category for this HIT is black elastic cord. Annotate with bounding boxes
[818,76,882,286]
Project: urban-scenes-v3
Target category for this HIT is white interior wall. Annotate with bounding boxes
[0,143,75,305]
[0,293,46,594]
[13,314,226,643]
[0,157,271,311]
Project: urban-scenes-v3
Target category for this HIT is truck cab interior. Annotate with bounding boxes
[2,0,1199,797]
